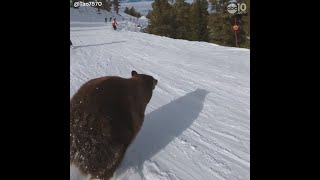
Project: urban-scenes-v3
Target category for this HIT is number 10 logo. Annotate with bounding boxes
[227,3,247,14]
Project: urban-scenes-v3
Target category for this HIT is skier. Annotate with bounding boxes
[112,18,118,30]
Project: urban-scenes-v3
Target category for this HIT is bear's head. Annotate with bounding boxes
[132,70,157,89]
[131,70,158,103]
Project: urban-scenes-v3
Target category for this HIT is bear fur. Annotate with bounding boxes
[70,70,158,180]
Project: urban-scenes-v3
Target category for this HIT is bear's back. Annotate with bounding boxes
[70,72,157,180]
[70,76,137,179]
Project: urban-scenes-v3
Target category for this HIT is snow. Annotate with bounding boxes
[70,6,250,180]
[71,5,148,31]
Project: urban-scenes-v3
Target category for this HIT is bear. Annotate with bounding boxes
[70,70,158,180]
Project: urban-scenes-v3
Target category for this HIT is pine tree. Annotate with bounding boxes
[189,0,209,41]
[128,6,142,18]
[210,0,229,13]
[136,12,142,18]
[113,0,120,14]
[173,0,191,40]
[104,0,112,12]
[124,7,130,14]
[242,0,250,48]
[233,13,248,48]
[148,0,175,38]
[208,13,232,46]
[208,0,232,45]
[146,10,151,19]
[129,7,136,16]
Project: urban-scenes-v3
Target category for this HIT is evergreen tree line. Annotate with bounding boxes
[146,0,250,48]
[124,6,142,18]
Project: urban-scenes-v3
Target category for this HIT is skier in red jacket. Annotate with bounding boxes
[112,18,118,30]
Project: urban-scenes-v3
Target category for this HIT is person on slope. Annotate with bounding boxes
[112,18,118,30]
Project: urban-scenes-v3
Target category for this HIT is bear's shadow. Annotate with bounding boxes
[116,88,209,177]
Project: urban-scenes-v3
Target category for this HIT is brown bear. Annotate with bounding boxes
[70,70,158,180]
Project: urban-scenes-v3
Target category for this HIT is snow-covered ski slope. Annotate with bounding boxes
[70,6,250,180]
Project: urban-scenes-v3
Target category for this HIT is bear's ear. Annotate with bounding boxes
[131,70,138,77]
[152,78,158,90]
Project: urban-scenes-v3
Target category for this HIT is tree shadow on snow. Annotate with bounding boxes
[73,41,126,48]
[116,88,209,177]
